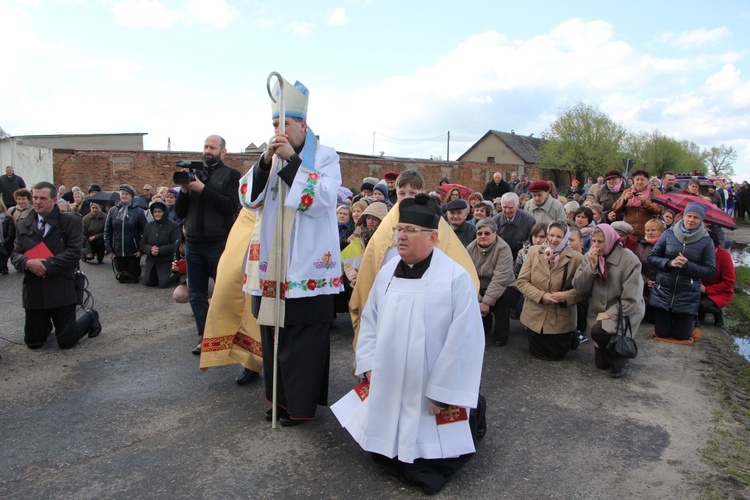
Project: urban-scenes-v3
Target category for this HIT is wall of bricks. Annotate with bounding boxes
[53,148,558,197]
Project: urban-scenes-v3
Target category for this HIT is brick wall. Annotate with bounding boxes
[53,148,550,197]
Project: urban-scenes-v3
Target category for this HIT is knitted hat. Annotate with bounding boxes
[528,180,550,192]
[684,201,707,222]
[360,182,375,193]
[88,184,102,193]
[445,199,469,211]
[373,183,389,199]
[571,179,579,185]
[119,184,136,197]
[439,177,450,186]
[399,193,441,229]
[166,188,179,196]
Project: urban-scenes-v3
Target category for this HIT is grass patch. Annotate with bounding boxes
[725,266,750,339]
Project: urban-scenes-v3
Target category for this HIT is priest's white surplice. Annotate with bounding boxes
[332,249,485,463]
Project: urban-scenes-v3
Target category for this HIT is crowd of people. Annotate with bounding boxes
[2,145,740,493]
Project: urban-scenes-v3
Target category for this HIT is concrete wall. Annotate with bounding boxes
[52,148,546,198]
[0,140,54,188]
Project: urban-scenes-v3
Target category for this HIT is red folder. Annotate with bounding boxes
[24,241,54,259]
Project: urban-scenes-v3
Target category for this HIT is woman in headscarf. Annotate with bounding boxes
[337,204,353,249]
[573,224,645,378]
[517,220,584,360]
[104,184,148,283]
[612,169,662,242]
[648,202,716,340]
[140,200,181,288]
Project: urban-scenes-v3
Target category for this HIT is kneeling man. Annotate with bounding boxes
[333,194,485,495]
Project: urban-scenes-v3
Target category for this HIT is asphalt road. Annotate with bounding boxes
[0,261,721,499]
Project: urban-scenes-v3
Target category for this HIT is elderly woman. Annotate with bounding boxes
[467,218,516,346]
[9,188,33,222]
[573,224,645,378]
[140,200,181,288]
[164,188,181,224]
[104,184,148,283]
[634,218,665,323]
[471,200,493,225]
[517,220,584,360]
[612,169,662,241]
[648,202,716,340]
[699,230,735,327]
[0,200,14,274]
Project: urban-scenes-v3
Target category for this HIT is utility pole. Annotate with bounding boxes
[447,131,450,161]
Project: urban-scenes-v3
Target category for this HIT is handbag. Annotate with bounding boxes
[606,299,638,358]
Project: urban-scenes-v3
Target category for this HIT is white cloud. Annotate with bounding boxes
[656,27,730,49]
[326,7,348,26]
[289,20,313,37]
[110,0,237,28]
[112,0,184,28]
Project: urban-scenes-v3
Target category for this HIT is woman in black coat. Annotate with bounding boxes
[104,185,148,281]
[648,202,716,340]
[140,201,181,288]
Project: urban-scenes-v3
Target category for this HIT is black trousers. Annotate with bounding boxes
[482,288,514,345]
[654,308,694,340]
[84,239,105,262]
[114,256,141,277]
[260,322,331,419]
[590,321,628,372]
[527,329,573,361]
[25,305,95,349]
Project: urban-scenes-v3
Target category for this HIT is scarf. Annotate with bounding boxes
[628,185,651,208]
[116,202,131,221]
[673,221,708,245]
[257,127,319,327]
[594,223,622,285]
[543,222,570,270]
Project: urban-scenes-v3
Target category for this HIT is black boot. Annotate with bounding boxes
[714,310,724,327]
[87,309,102,338]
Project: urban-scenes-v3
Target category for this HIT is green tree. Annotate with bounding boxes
[623,130,705,176]
[703,144,737,178]
[0,126,9,139]
[538,102,627,180]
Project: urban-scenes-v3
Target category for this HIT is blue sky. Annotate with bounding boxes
[2,0,749,179]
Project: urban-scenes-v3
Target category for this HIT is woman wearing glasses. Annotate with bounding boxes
[466,218,516,346]
[516,220,584,360]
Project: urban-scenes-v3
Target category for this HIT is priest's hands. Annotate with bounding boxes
[264,133,295,163]
[428,402,445,416]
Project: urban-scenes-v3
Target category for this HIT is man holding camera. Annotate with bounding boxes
[11,182,101,349]
[175,135,241,354]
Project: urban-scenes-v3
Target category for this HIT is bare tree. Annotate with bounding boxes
[0,126,9,139]
[703,144,737,177]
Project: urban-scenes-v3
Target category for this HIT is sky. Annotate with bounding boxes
[1,0,749,180]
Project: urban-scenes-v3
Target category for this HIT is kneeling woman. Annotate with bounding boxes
[140,201,181,288]
[648,202,716,340]
[517,220,583,360]
[573,224,645,378]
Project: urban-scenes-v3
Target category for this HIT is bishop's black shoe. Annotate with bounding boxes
[236,368,259,385]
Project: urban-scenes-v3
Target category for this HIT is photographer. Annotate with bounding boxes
[174,135,241,354]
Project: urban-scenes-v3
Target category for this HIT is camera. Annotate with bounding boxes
[173,160,208,185]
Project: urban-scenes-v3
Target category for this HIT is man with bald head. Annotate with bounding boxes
[175,135,241,354]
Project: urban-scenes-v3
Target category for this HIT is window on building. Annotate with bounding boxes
[487,156,495,163]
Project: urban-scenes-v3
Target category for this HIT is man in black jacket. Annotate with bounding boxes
[1,166,26,208]
[12,182,101,349]
[482,172,510,201]
[175,135,241,355]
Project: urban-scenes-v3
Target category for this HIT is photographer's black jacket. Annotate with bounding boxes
[175,160,241,242]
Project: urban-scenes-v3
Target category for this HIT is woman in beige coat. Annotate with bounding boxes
[517,220,584,360]
[572,224,645,379]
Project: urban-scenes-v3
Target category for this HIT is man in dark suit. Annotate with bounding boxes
[11,182,101,349]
